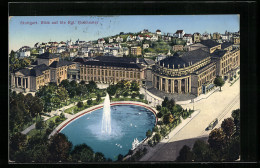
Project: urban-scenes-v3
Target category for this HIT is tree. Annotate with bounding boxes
[160,126,168,137]
[214,76,225,91]
[24,93,34,118]
[208,128,226,151]
[94,152,106,162]
[131,93,137,99]
[60,112,66,120]
[123,91,129,98]
[48,133,72,162]
[52,96,61,108]
[138,94,144,99]
[96,93,101,102]
[30,96,43,121]
[146,130,152,138]
[163,113,174,125]
[156,111,163,118]
[77,101,84,108]
[221,118,235,139]
[87,99,93,105]
[130,80,139,92]
[106,85,117,96]
[152,126,159,133]
[231,109,240,135]
[117,154,124,161]
[36,118,46,132]
[57,86,69,103]
[223,136,240,161]
[71,143,94,162]
[79,80,85,85]
[167,99,176,111]
[9,132,27,152]
[48,120,56,129]
[148,140,153,147]
[87,81,97,92]
[162,97,169,107]
[29,143,50,162]
[156,105,162,111]
[176,145,194,162]
[192,140,210,161]
[153,133,161,143]
[161,107,170,115]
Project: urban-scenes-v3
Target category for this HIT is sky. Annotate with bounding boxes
[8,15,239,53]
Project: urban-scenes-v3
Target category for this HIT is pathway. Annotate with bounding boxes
[21,97,103,135]
[21,123,36,135]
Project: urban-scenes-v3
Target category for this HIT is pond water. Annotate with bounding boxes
[60,105,156,161]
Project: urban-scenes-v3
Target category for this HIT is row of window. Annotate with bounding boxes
[198,65,216,79]
[198,71,216,87]
[81,68,140,79]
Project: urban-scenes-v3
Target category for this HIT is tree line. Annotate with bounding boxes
[176,109,240,162]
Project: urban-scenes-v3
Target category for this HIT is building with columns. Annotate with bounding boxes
[152,40,240,96]
[11,64,50,92]
[11,52,76,92]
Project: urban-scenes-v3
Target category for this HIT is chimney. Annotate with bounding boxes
[183,64,185,68]
[173,64,174,69]
[178,64,180,69]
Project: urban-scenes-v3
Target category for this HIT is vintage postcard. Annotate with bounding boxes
[9,14,241,163]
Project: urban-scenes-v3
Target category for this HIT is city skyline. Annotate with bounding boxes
[9,15,239,53]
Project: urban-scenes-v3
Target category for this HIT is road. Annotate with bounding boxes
[140,78,240,161]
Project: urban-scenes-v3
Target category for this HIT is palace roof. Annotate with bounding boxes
[200,40,220,48]
[17,64,49,77]
[159,49,210,69]
[211,49,228,58]
[81,56,145,69]
[49,60,73,68]
[221,42,233,49]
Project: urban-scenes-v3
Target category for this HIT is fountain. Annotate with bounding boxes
[101,93,112,135]
[60,93,156,160]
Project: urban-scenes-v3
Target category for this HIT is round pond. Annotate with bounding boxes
[60,105,156,160]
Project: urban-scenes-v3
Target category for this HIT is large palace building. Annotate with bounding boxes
[152,40,240,96]
[78,56,148,84]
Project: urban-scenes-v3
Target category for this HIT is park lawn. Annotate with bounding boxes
[64,99,104,115]
[27,128,39,138]
[20,117,37,132]
[27,115,66,138]
[45,116,59,125]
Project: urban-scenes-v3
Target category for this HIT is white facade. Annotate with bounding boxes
[20,51,30,57]
[156,31,161,35]
[143,44,149,49]
[183,35,193,45]
[150,35,158,41]
[57,47,66,53]
[38,49,45,54]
